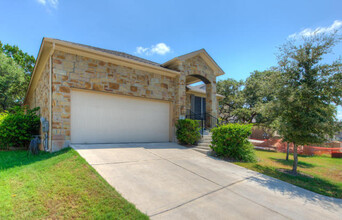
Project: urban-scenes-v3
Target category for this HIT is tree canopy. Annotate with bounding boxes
[273,32,341,173]
[0,41,35,75]
[217,70,280,125]
[0,41,36,111]
[276,33,342,145]
[0,53,26,111]
[217,78,244,122]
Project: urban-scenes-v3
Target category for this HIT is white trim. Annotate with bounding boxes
[49,43,55,152]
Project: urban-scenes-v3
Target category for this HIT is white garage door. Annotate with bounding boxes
[70,90,170,144]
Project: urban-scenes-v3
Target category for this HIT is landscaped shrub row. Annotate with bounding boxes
[176,119,201,145]
[210,123,256,162]
[0,106,40,150]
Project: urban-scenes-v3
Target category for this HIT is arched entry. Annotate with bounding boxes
[187,74,210,84]
[185,74,218,129]
[162,49,224,139]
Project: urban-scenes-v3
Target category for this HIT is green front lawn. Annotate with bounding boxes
[0,148,148,219]
[233,150,342,198]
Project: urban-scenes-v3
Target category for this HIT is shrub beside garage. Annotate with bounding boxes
[210,123,256,162]
[0,106,40,150]
[176,119,201,145]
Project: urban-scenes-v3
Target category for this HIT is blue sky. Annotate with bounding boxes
[0,0,341,119]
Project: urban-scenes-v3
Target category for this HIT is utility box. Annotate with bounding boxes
[40,117,49,133]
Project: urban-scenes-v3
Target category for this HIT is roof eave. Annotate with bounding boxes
[24,39,55,104]
[44,38,180,77]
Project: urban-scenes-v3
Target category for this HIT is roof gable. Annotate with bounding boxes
[162,49,225,76]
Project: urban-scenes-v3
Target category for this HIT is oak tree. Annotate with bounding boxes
[276,32,342,174]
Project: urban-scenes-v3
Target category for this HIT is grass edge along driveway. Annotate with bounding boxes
[233,149,342,199]
[0,148,148,219]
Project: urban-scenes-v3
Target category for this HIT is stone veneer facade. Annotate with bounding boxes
[26,61,50,150]
[174,56,218,127]
[26,49,218,151]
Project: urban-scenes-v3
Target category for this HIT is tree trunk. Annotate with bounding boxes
[292,144,298,174]
[286,142,290,161]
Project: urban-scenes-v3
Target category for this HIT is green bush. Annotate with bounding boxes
[210,123,256,162]
[0,106,40,149]
[176,119,201,145]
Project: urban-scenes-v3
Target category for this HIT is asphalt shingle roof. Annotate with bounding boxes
[52,38,163,67]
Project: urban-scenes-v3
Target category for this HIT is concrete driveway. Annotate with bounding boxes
[72,143,342,220]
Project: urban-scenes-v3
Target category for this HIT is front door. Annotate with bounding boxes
[191,95,206,115]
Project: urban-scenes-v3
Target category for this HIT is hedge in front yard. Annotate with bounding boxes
[210,123,256,162]
[0,106,40,149]
[176,119,201,145]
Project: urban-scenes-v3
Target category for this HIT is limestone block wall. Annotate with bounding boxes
[176,56,218,122]
[25,61,50,150]
[182,56,216,83]
[51,50,177,151]
[185,93,191,111]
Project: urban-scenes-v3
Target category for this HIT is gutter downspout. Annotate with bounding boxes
[49,43,55,152]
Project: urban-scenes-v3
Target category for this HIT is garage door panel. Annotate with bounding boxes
[71,90,170,143]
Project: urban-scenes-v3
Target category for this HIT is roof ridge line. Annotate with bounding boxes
[46,38,163,67]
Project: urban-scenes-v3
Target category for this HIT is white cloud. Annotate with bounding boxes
[136,46,149,54]
[135,43,171,56]
[36,0,58,9]
[289,20,342,39]
[150,43,171,55]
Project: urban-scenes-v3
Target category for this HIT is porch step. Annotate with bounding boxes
[198,142,211,147]
[199,139,212,143]
[193,148,212,155]
[196,145,211,150]
[193,132,213,155]
[201,130,211,136]
[200,134,212,141]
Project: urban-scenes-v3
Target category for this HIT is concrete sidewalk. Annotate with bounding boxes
[72,143,342,220]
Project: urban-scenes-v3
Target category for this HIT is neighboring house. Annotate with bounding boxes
[24,38,225,152]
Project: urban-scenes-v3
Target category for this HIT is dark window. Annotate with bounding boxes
[194,96,206,115]
[203,98,206,114]
[195,96,202,114]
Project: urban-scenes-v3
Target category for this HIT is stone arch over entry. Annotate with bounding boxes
[163,49,224,129]
[185,74,217,128]
[188,74,211,84]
